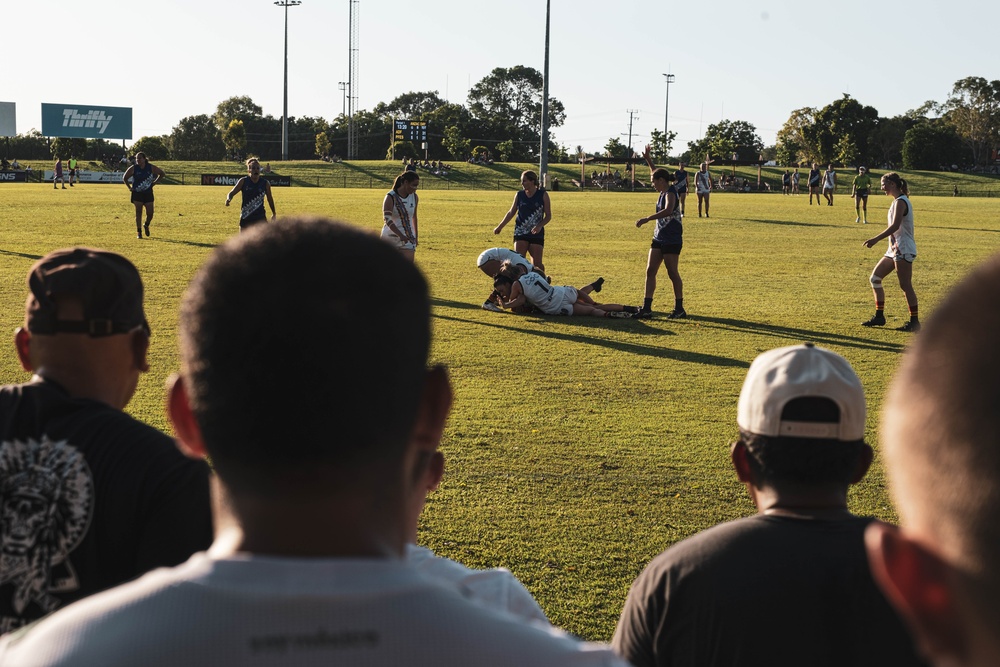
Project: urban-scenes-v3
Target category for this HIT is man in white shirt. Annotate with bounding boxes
[0,217,625,667]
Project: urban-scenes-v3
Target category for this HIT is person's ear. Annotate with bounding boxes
[412,365,453,454]
[14,328,33,372]
[131,328,150,373]
[865,521,967,664]
[426,451,445,492]
[731,439,753,483]
[850,443,874,484]
[166,374,207,459]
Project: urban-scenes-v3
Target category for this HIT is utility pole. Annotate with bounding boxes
[274,0,301,161]
[539,0,551,187]
[662,72,675,158]
[338,81,347,118]
[347,0,359,159]
[625,109,638,191]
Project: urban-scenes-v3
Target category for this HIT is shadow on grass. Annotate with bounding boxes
[743,218,839,228]
[0,249,44,261]
[430,298,749,368]
[339,161,394,184]
[153,238,219,250]
[688,315,905,352]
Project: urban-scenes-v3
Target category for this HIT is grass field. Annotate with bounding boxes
[1,181,997,640]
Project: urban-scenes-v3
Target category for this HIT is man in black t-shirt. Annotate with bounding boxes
[0,248,212,634]
[613,343,925,667]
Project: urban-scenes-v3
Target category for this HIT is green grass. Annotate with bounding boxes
[1,182,997,640]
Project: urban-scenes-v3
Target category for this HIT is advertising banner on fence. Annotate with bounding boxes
[43,171,126,183]
[41,103,132,140]
[201,173,291,187]
[0,171,27,183]
[0,102,15,137]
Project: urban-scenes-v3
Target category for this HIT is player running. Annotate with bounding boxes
[226,158,276,233]
[122,152,165,239]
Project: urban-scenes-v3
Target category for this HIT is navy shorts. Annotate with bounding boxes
[240,215,268,231]
[514,233,544,246]
[131,189,154,204]
[651,240,682,255]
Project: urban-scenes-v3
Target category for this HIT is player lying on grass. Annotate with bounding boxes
[492,261,638,318]
[478,247,547,312]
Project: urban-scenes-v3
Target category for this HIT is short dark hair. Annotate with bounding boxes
[740,397,865,486]
[178,217,430,493]
[652,168,674,183]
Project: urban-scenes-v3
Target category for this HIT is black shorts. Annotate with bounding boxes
[514,233,544,246]
[855,189,869,198]
[240,216,268,231]
[131,189,154,204]
[809,182,820,189]
[651,240,682,255]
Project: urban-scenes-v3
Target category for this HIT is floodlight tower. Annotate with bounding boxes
[275,0,301,161]
[538,0,551,186]
[663,72,675,151]
[347,0,360,159]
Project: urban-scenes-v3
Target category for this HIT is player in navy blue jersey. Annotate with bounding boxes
[225,158,276,233]
[122,153,165,239]
[494,171,552,273]
[635,145,685,319]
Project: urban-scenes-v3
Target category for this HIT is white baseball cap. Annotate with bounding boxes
[737,343,866,441]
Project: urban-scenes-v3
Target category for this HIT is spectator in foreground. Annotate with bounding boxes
[866,253,1000,667]
[0,218,626,667]
[0,248,212,635]
[613,342,924,667]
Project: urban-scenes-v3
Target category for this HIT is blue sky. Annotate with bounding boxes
[4,0,998,156]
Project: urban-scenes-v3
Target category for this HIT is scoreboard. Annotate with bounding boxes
[394,119,427,142]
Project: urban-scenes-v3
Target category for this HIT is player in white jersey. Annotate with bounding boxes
[695,162,713,218]
[381,171,419,261]
[493,268,637,318]
[478,247,539,311]
[861,172,920,332]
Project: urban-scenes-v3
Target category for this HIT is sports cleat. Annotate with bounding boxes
[606,310,632,319]
[897,320,921,333]
[855,217,860,223]
[861,314,886,327]
[136,233,143,239]
[143,222,150,237]
[591,277,604,293]
[633,308,653,319]
[667,308,687,319]
[482,301,503,312]
[863,219,868,224]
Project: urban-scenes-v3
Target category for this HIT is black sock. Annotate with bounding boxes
[643,298,653,311]
[623,305,639,313]
[674,299,683,311]
[590,277,604,293]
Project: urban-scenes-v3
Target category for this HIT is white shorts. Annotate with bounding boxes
[539,286,578,316]
[381,226,416,251]
[886,250,916,263]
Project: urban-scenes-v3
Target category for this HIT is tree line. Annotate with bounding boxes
[5,73,998,171]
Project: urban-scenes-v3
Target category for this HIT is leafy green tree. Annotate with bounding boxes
[50,138,87,160]
[776,107,816,165]
[687,120,762,162]
[315,131,332,158]
[804,95,879,166]
[496,139,514,161]
[389,140,417,161]
[424,102,477,159]
[382,91,447,120]
[214,96,263,132]
[941,76,1000,166]
[604,137,627,158]
[902,121,964,170]
[170,114,225,160]
[7,130,50,160]
[442,126,470,160]
[223,120,247,160]
[130,135,171,161]
[467,66,565,161]
[649,128,677,162]
[869,116,914,168]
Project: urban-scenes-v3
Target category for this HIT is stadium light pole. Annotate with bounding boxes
[338,82,347,118]
[538,0,551,187]
[663,73,675,156]
[275,0,302,161]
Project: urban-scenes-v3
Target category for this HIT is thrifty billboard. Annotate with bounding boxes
[41,103,132,140]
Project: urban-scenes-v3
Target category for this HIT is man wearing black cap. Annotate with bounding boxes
[613,343,924,667]
[0,248,212,634]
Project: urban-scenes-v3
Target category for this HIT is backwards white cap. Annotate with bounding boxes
[737,343,866,441]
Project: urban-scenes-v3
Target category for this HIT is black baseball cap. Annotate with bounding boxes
[26,248,149,337]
